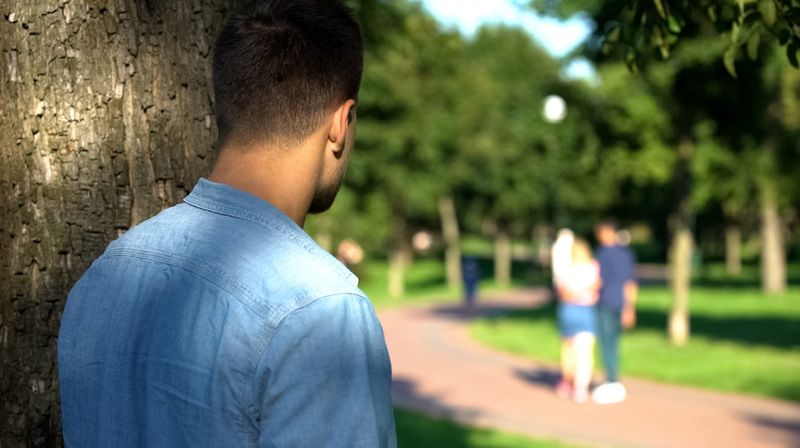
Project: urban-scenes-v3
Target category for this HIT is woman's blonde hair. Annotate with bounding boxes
[572,238,593,264]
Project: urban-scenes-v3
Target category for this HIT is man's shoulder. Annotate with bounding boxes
[101,202,364,323]
[598,244,631,258]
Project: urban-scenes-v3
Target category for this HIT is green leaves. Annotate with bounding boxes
[758,0,777,26]
[576,0,800,76]
[654,0,669,20]
[788,41,800,67]
[724,44,739,78]
[747,29,762,60]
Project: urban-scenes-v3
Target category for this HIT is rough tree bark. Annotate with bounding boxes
[438,195,461,290]
[0,1,239,445]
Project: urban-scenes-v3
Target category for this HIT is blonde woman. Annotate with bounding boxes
[555,238,601,403]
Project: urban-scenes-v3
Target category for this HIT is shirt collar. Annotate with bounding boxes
[184,178,358,286]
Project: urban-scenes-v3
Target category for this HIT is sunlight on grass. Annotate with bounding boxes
[358,258,533,308]
[470,287,800,402]
[395,409,580,448]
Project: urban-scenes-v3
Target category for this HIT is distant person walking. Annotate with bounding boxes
[592,221,638,404]
[551,228,575,286]
[462,256,481,310]
[555,238,601,403]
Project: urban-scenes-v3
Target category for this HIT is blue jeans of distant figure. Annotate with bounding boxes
[597,306,621,383]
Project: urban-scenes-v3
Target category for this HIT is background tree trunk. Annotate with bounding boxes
[494,227,511,287]
[668,138,694,346]
[388,217,409,299]
[438,195,461,290]
[724,225,742,276]
[760,185,786,295]
[668,225,693,346]
[0,2,238,445]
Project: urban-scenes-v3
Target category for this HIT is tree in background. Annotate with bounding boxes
[344,0,466,297]
[532,0,800,73]
[452,26,561,286]
[533,0,799,344]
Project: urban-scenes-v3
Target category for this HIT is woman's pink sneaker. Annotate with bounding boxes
[555,380,572,400]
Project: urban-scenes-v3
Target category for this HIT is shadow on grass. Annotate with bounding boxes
[479,300,800,350]
[692,277,800,289]
[393,375,575,448]
[393,376,485,448]
[634,309,800,350]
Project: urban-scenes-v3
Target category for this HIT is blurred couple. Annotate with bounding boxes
[552,221,638,404]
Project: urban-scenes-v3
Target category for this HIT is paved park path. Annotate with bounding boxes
[379,289,800,448]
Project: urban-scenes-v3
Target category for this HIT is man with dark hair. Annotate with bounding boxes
[591,220,638,404]
[58,1,396,446]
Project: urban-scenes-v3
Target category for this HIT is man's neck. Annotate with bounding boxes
[208,144,321,228]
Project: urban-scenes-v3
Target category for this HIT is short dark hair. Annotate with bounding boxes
[596,219,619,231]
[213,0,363,148]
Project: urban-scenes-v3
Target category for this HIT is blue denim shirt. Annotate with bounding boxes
[58,178,396,447]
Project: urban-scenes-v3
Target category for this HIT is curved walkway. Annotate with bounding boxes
[379,289,800,448]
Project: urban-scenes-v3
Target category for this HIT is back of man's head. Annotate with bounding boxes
[213,0,363,150]
[596,219,619,247]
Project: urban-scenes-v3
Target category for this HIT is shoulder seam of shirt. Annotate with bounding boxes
[184,196,320,258]
[104,245,278,321]
[246,292,373,424]
[183,197,357,285]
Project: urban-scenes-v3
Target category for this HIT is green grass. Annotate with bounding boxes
[395,409,579,448]
[470,287,800,402]
[358,257,544,308]
[693,262,800,288]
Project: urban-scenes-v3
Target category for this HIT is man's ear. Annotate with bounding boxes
[329,99,356,154]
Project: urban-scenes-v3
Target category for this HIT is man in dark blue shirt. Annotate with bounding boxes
[592,220,638,404]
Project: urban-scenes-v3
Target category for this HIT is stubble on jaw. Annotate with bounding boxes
[308,155,349,215]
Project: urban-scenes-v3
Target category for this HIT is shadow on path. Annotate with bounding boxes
[742,413,800,447]
[513,367,561,389]
[382,288,800,448]
[392,376,484,422]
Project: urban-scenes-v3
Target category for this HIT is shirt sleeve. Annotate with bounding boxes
[253,294,396,448]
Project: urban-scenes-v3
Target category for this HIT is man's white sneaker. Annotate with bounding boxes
[592,382,626,404]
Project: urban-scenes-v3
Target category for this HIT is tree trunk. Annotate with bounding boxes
[760,186,786,295]
[668,137,694,346]
[388,217,409,299]
[494,227,511,287]
[438,195,461,290]
[724,225,742,276]
[0,2,238,445]
[388,245,410,299]
[668,225,693,346]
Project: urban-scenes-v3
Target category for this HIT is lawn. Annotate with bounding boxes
[358,257,545,308]
[470,286,800,402]
[395,409,579,448]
